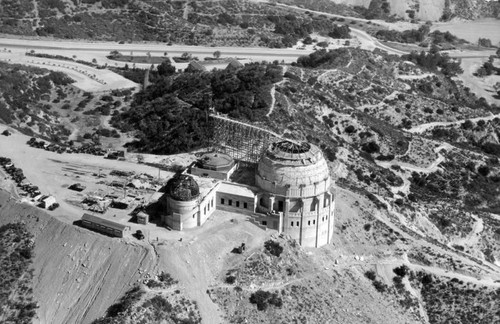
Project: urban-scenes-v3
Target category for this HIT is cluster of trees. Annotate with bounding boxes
[249,290,283,311]
[402,49,463,77]
[375,25,430,44]
[111,62,283,154]
[430,30,464,45]
[328,24,351,39]
[475,56,500,77]
[296,48,352,68]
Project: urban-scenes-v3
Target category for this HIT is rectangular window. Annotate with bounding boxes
[313,220,316,225]
[244,202,248,209]
[193,214,196,218]
[221,198,225,205]
[211,199,214,207]
[262,221,267,226]
[296,221,299,226]
[308,220,311,226]
[204,206,206,215]
[229,199,232,206]
[236,201,240,208]
[291,221,293,227]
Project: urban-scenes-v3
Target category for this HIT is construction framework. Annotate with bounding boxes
[209,114,282,164]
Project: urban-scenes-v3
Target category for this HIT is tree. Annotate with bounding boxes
[157,60,175,76]
[213,50,221,59]
[478,38,492,48]
[109,50,122,58]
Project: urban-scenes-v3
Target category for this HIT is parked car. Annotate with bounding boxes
[135,230,145,240]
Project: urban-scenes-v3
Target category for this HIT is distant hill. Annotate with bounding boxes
[281,0,500,21]
[0,0,356,46]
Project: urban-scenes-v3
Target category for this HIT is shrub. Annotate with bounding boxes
[345,125,356,133]
[226,276,236,284]
[365,270,376,280]
[478,165,490,176]
[105,286,144,317]
[372,280,387,293]
[249,290,282,311]
[393,265,410,277]
[361,141,380,154]
[158,271,178,286]
[461,119,473,130]
[420,273,433,285]
[264,240,283,257]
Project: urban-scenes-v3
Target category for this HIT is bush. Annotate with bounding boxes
[365,270,376,281]
[393,265,410,277]
[345,125,356,133]
[478,165,490,177]
[361,141,380,154]
[104,286,144,318]
[420,273,433,285]
[249,290,283,311]
[264,240,283,257]
[156,271,178,286]
[226,276,236,284]
[372,280,387,293]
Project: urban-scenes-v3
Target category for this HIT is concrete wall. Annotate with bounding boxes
[164,186,218,230]
[216,191,256,214]
[191,166,232,181]
[275,191,334,248]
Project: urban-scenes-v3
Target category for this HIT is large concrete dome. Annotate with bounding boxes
[256,141,330,197]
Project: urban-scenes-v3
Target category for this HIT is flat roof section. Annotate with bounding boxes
[82,213,130,231]
[198,152,234,171]
[218,182,257,199]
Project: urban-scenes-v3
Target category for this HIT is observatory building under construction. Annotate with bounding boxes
[161,116,335,248]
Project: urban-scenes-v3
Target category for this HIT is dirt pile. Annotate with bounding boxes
[0,190,156,324]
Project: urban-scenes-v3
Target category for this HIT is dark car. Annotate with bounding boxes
[135,230,145,240]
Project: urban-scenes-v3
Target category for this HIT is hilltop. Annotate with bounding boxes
[0,0,500,323]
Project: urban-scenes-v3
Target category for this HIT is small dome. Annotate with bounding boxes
[256,141,330,193]
[198,152,234,171]
[166,175,200,201]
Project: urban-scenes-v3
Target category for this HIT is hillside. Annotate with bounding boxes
[0,0,359,46]
[1,1,500,321]
[282,0,500,21]
[0,190,157,324]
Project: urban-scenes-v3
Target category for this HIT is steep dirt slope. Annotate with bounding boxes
[0,190,156,324]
